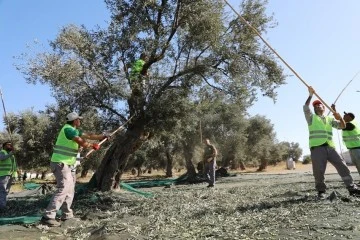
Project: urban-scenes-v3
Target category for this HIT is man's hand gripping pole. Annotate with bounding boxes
[84,116,134,158]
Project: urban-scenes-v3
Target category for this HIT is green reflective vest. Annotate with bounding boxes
[308,115,335,148]
[51,124,79,165]
[130,59,145,76]
[130,59,145,82]
[342,121,360,149]
[0,149,17,177]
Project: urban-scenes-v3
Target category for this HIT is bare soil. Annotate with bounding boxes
[2,162,360,240]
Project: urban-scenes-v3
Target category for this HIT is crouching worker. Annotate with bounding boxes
[41,112,109,227]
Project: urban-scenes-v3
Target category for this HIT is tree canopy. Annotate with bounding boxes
[15,0,289,191]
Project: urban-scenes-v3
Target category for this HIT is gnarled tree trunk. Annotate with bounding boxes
[257,158,268,172]
[137,167,142,177]
[112,170,122,189]
[182,141,197,181]
[222,155,235,169]
[165,148,173,177]
[91,120,149,191]
[238,161,246,170]
[80,169,89,178]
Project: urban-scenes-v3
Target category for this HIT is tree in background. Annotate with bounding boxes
[267,142,288,166]
[18,0,286,191]
[197,88,248,169]
[0,110,52,178]
[244,115,276,171]
[302,155,312,165]
[288,142,302,162]
[15,110,52,175]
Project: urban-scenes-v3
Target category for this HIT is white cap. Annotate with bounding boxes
[66,112,83,121]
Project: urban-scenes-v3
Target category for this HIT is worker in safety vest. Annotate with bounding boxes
[41,112,109,227]
[0,141,17,211]
[331,105,360,179]
[130,53,148,81]
[128,52,149,116]
[304,86,360,199]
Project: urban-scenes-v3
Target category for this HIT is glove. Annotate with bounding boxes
[92,143,100,150]
[331,104,336,111]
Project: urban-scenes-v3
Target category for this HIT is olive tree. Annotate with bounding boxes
[19,0,285,191]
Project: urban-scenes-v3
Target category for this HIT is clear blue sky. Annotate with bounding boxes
[1,0,360,157]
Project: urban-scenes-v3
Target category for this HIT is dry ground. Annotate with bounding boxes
[2,162,360,240]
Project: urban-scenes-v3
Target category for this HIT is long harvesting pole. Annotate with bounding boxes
[222,0,335,113]
[0,87,13,142]
[333,70,360,105]
[327,70,360,116]
[84,116,134,158]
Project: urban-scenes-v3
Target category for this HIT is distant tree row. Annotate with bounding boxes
[0,97,302,179]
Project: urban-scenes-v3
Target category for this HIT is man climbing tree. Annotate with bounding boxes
[129,52,149,116]
[20,0,286,191]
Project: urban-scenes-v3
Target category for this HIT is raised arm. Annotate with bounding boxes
[305,86,315,106]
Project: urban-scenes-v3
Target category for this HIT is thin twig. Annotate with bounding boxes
[0,87,13,142]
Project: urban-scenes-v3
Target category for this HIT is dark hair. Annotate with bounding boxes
[2,141,12,148]
[348,113,355,120]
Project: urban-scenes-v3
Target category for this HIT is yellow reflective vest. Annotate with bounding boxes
[342,121,360,149]
[308,115,335,148]
[0,149,17,177]
[51,124,79,165]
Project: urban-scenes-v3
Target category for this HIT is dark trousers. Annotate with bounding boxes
[205,160,216,185]
[311,145,353,192]
[0,175,12,208]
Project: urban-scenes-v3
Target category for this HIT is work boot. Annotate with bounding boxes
[207,184,214,188]
[40,216,61,227]
[348,187,360,197]
[317,191,326,200]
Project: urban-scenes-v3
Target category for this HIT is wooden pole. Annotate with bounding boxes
[222,0,335,113]
[0,87,13,142]
[84,116,134,158]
